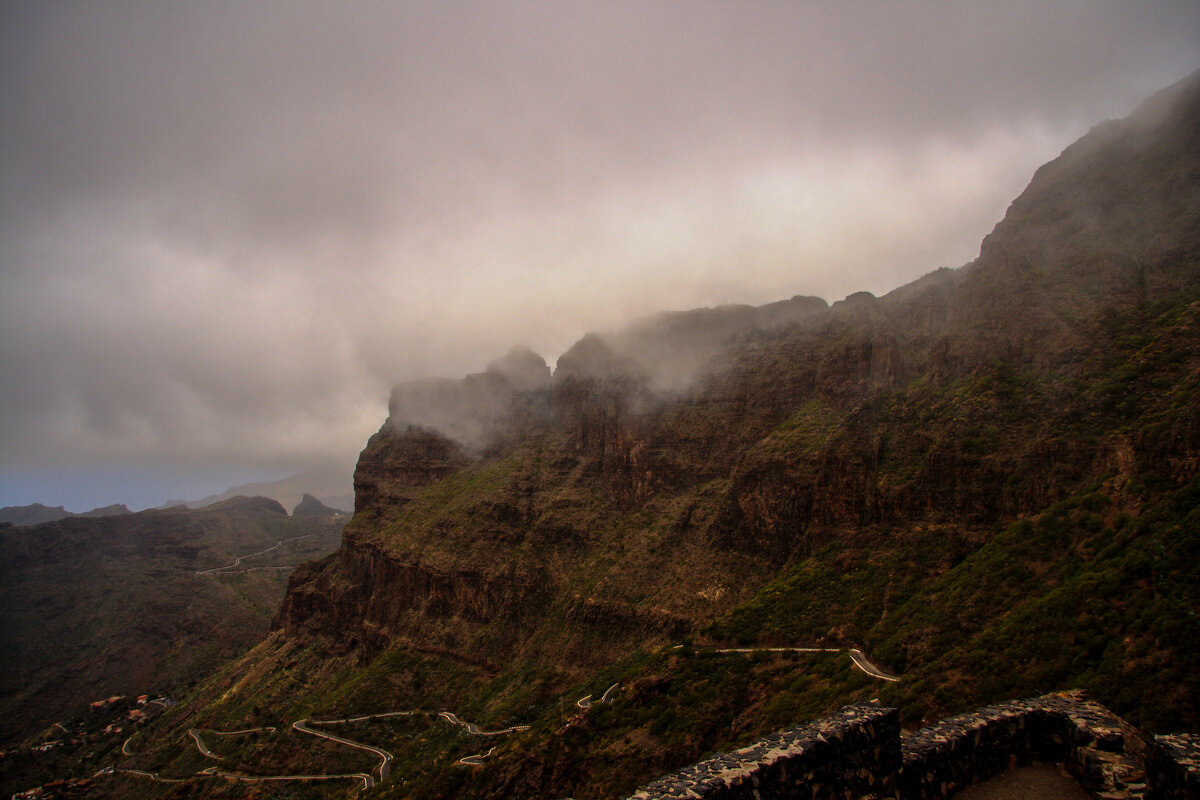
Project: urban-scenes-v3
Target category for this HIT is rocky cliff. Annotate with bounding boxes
[128,71,1200,800]
[275,73,1200,688]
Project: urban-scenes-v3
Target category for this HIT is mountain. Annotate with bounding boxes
[38,71,1200,799]
[166,462,355,514]
[76,503,132,518]
[0,502,131,526]
[0,496,345,751]
[292,492,349,517]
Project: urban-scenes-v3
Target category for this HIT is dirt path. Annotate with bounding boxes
[953,763,1090,800]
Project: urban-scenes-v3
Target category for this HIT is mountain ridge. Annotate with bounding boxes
[19,69,1200,799]
[0,502,132,527]
[276,67,1199,692]
[0,496,345,751]
[165,463,354,515]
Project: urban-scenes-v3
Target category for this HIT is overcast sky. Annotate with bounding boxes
[1,1,1197,511]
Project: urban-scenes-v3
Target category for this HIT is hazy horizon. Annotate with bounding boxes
[2,1,1198,511]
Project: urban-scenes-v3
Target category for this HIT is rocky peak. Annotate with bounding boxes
[486,345,553,391]
[77,503,132,518]
[0,503,73,526]
[291,493,344,517]
[553,332,639,381]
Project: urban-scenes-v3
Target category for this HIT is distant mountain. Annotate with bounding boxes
[76,503,132,518]
[166,462,354,514]
[0,496,345,747]
[0,503,71,526]
[291,492,348,516]
[0,502,131,526]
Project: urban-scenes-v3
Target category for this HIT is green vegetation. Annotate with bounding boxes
[14,78,1200,799]
[0,502,345,748]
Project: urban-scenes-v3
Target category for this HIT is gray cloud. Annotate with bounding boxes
[2,0,1198,508]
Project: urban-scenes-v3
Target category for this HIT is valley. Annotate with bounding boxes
[0,496,346,794]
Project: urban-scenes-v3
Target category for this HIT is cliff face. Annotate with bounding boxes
[275,70,1200,690]
[79,74,1199,800]
[352,426,471,512]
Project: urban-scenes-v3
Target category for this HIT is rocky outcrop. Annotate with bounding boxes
[0,502,132,526]
[274,538,545,656]
[387,346,553,453]
[201,494,288,515]
[0,503,73,526]
[77,503,132,517]
[352,425,470,513]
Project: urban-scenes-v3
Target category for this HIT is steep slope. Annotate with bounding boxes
[277,59,1200,670]
[73,71,1200,800]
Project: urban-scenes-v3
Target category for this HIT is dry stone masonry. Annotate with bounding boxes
[625,692,1199,800]
[626,702,900,799]
[900,691,1143,798]
[1146,734,1200,800]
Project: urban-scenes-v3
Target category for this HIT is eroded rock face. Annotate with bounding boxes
[352,425,470,513]
[277,70,1200,674]
[274,539,543,657]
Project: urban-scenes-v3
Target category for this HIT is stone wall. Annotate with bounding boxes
[626,702,900,799]
[625,692,1198,800]
[899,692,1143,798]
[1145,734,1200,800]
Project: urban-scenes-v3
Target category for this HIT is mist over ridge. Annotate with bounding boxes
[1,1,1198,511]
[2,56,1199,798]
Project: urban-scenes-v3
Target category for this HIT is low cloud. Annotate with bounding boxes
[2,1,1197,507]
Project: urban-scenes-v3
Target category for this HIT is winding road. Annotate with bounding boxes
[183,720,387,788]
[680,644,901,682]
[95,766,187,784]
[292,718,393,784]
[187,729,222,759]
[576,683,621,710]
[437,711,530,737]
[311,711,425,725]
[198,764,374,790]
[95,642,899,792]
[195,532,323,575]
[458,746,496,766]
[847,648,901,682]
[186,726,278,760]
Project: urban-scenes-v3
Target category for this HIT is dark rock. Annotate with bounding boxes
[291,493,345,517]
